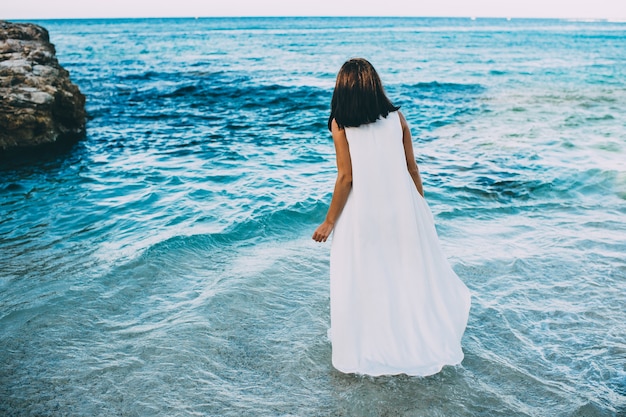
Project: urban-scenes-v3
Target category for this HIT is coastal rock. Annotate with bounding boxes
[0,20,86,153]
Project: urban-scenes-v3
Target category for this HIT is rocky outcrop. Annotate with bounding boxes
[0,21,86,153]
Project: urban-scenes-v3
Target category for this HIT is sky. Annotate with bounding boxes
[2,0,626,20]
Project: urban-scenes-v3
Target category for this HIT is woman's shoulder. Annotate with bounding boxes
[395,110,409,129]
[330,118,344,133]
[378,110,404,130]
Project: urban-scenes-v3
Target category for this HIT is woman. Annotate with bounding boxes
[313,58,471,377]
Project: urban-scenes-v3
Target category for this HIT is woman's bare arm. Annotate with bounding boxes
[399,111,424,197]
[312,119,353,242]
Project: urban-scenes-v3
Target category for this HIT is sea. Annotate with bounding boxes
[1,17,625,417]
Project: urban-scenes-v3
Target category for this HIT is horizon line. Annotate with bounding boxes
[3,15,624,22]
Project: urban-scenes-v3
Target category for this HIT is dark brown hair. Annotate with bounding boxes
[328,58,399,131]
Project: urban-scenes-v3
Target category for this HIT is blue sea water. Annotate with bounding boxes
[1,16,625,416]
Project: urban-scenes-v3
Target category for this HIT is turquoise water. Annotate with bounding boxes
[1,17,625,416]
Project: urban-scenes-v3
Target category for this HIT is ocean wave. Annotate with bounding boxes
[137,197,328,258]
[429,167,626,213]
[406,81,485,93]
[114,68,329,106]
[391,81,487,132]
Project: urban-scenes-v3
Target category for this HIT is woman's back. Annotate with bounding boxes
[345,111,409,201]
[342,111,423,247]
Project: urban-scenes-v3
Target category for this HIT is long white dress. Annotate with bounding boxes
[329,111,471,377]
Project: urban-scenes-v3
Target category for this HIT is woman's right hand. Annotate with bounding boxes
[312,221,334,242]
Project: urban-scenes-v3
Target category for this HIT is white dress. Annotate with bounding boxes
[329,111,471,377]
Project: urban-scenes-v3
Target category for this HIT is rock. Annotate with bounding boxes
[0,20,86,153]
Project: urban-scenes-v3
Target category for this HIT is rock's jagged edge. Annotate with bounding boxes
[0,20,86,154]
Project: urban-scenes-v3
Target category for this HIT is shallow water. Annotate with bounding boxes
[1,17,625,416]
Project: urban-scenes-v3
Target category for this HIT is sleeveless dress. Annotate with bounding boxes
[329,111,471,376]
